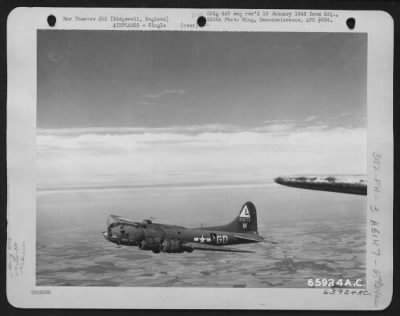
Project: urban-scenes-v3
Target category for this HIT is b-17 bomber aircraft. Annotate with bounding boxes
[103,201,275,253]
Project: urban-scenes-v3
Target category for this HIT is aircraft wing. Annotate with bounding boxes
[108,214,140,226]
[182,242,255,253]
[234,233,278,244]
[274,176,367,195]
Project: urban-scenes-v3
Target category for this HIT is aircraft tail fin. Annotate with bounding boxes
[235,201,258,233]
[203,201,258,234]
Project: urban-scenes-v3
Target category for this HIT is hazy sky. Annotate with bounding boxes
[37,30,367,190]
[38,31,366,128]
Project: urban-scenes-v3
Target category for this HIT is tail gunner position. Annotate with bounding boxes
[103,201,276,253]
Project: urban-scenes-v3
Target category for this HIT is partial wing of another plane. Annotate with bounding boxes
[274,175,367,195]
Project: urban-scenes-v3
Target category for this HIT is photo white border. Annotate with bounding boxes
[6,7,394,309]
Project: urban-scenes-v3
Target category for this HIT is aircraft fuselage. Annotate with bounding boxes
[103,222,256,247]
[103,201,267,253]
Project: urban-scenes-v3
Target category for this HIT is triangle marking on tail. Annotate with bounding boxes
[239,204,251,222]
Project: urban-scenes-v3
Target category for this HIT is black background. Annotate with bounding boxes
[0,0,398,315]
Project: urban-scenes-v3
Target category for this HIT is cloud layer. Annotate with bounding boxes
[37,123,367,190]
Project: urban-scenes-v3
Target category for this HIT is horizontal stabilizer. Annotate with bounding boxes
[274,176,367,195]
[183,242,255,253]
[234,234,278,244]
[234,233,264,242]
